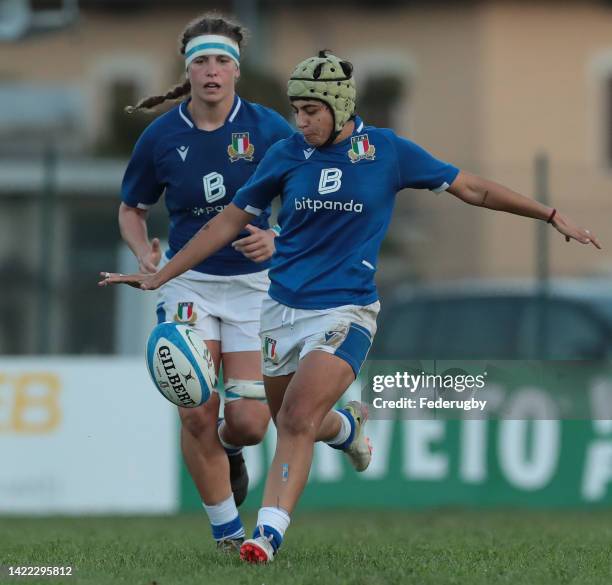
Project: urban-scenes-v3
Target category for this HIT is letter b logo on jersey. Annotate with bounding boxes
[318,168,343,195]
[203,172,226,203]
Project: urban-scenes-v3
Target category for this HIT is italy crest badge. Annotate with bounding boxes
[228,132,255,162]
[348,134,376,163]
[174,301,197,324]
[263,336,278,363]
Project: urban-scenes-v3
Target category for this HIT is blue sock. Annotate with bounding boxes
[203,495,245,542]
[253,506,291,553]
[253,524,283,553]
[211,516,245,541]
[327,408,355,451]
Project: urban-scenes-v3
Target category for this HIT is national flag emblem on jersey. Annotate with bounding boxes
[228,132,255,162]
[263,336,278,363]
[348,134,376,163]
[174,302,197,324]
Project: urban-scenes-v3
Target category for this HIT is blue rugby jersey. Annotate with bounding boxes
[232,117,460,308]
[121,95,293,276]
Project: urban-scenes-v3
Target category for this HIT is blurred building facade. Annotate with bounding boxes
[1,0,611,353]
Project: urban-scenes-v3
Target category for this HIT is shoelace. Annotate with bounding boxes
[257,525,274,543]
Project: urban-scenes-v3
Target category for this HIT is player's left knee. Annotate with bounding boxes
[276,400,318,438]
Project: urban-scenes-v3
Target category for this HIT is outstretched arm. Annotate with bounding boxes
[447,171,601,249]
[100,203,254,290]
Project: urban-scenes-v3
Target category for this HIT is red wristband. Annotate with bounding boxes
[546,208,557,224]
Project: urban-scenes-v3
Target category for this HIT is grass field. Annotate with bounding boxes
[2,510,612,585]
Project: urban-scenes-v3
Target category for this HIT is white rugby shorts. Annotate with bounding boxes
[156,267,269,353]
[259,296,380,377]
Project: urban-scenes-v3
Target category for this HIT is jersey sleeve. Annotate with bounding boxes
[268,111,295,143]
[232,141,286,216]
[390,132,460,193]
[121,126,164,209]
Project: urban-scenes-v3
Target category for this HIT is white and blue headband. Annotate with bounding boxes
[184,34,240,68]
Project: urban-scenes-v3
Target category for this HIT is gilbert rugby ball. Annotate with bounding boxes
[146,322,216,408]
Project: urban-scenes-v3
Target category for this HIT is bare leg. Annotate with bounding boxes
[179,340,231,505]
[263,373,293,421]
[261,350,354,514]
[239,352,358,562]
[264,372,343,442]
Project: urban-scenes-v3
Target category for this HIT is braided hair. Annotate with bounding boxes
[126,12,248,113]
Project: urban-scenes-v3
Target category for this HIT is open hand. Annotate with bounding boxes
[98,271,162,290]
[231,224,277,262]
[552,213,601,249]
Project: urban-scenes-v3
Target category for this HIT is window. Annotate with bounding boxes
[426,298,521,360]
[375,297,523,360]
[349,51,414,131]
[606,76,612,168]
[521,299,612,360]
[95,79,150,156]
[373,300,429,359]
[589,50,612,170]
[89,56,156,152]
[0,0,78,40]
[0,83,85,155]
[359,73,406,130]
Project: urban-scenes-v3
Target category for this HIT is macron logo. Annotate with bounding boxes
[303,148,315,160]
[176,146,189,162]
[325,330,341,342]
